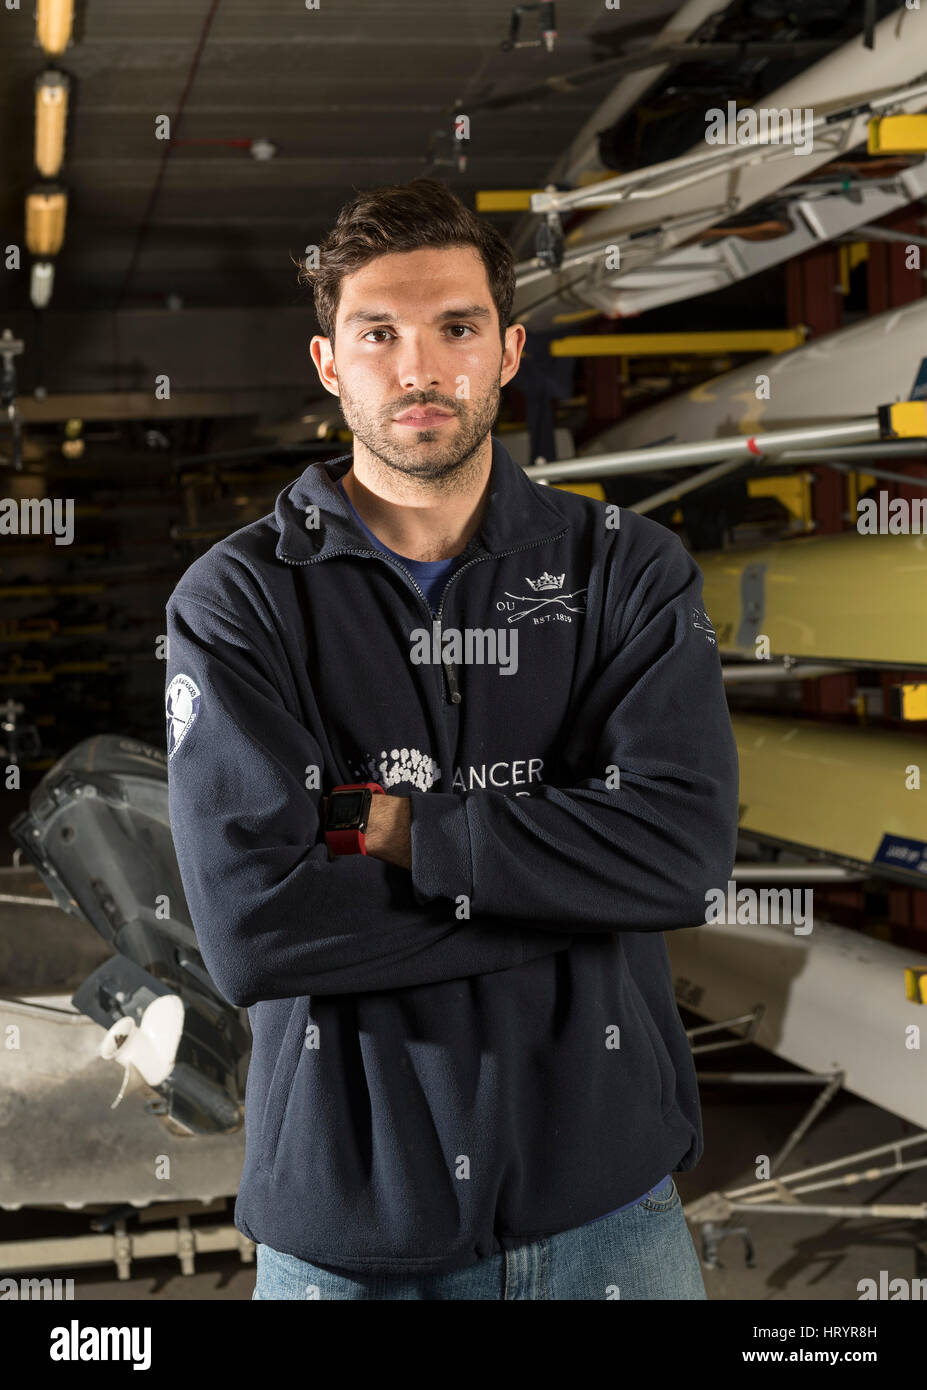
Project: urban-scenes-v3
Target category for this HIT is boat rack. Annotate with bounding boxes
[685,1013,927,1268]
[0,1198,255,1283]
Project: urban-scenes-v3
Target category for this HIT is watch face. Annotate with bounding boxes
[327,790,368,831]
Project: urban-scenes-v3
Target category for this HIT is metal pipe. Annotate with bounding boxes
[513,237,732,285]
[724,1131,927,1196]
[687,1013,759,1039]
[826,459,927,488]
[696,1073,843,1083]
[771,1073,847,1177]
[843,223,927,248]
[760,1155,927,1201]
[720,1200,927,1218]
[531,76,927,217]
[0,894,58,906]
[722,662,854,683]
[727,864,867,883]
[775,447,927,473]
[514,204,733,318]
[529,419,880,483]
[629,457,747,515]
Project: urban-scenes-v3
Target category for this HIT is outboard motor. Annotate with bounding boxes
[10,734,249,1136]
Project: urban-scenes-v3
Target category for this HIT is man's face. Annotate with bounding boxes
[311,245,524,484]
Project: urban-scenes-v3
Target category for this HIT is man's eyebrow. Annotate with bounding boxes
[342,304,493,327]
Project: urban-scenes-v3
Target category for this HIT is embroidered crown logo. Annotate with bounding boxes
[525,571,565,592]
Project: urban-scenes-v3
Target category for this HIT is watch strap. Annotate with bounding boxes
[325,782,385,856]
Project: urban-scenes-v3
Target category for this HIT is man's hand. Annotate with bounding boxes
[321,793,412,869]
[364,794,412,868]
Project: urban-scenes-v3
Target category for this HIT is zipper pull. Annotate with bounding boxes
[442,657,461,705]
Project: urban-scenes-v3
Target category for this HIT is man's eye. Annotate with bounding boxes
[361,325,475,342]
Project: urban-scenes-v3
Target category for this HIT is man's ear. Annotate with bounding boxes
[500,322,527,388]
[310,335,340,397]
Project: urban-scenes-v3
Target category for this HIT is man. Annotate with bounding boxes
[165,177,739,1301]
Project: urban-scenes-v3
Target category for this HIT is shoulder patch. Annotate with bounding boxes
[166,673,201,760]
[692,607,717,645]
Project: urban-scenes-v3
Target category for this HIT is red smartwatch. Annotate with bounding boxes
[324,782,385,856]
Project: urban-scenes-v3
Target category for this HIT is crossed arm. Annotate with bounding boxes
[328,794,411,868]
[165,532,739,1006]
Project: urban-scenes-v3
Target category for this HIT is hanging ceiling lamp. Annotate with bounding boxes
[36,0,74,57]
[34,71,70,178]
[25,186,67,256]
[30,262,55,309]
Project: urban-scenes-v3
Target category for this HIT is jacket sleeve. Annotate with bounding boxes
[165,586,571,1007]
[409,532,739,932]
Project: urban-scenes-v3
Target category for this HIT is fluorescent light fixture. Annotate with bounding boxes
[35,71,70,177]
[30,261,55,309]
[25,187,67,256]
[36,0,74,56]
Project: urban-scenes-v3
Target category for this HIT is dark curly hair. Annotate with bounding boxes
[297,178,515,346]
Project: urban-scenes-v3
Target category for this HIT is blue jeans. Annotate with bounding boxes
[251,1176,706,1300]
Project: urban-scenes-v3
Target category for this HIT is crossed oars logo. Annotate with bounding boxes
[502,587,588,623]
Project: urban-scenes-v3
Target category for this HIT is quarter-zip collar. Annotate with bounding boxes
[274,433,566,565]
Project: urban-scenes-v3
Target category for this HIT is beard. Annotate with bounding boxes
[335,371,501,490]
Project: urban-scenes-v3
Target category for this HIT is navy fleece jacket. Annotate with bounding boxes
[164,434,739,1273]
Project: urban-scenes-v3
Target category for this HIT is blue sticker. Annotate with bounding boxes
[166,673,201,761]
[873,833,927,876]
